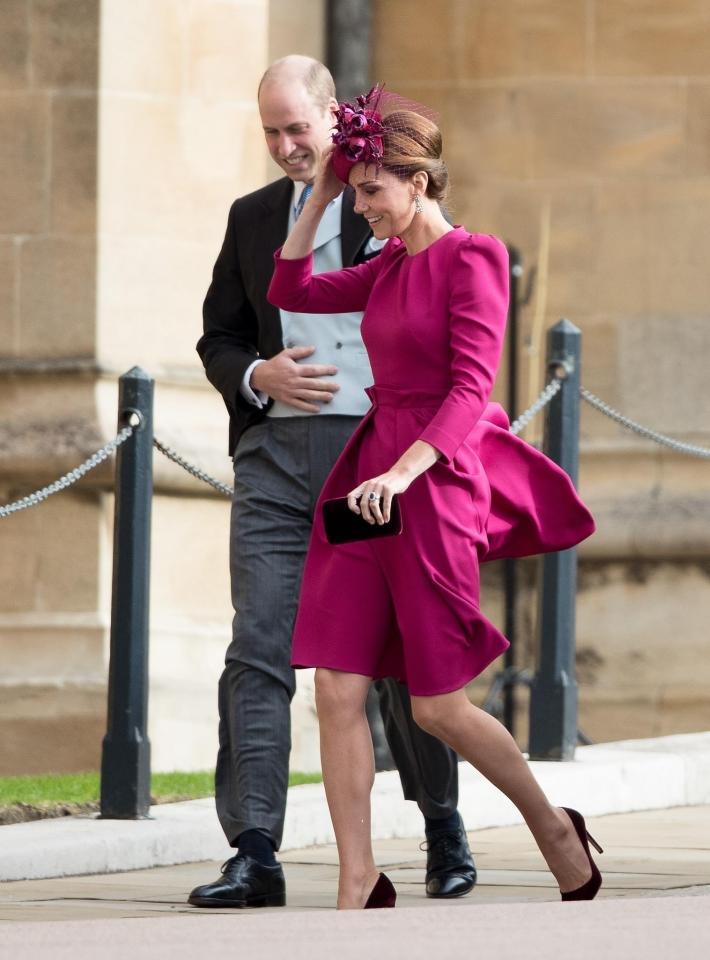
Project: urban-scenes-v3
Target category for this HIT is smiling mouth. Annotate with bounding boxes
[366,216,383,224]
[284,155,308,165]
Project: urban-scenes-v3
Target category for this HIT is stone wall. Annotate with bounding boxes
[372,0,710,740]
[0,0,99,363]
[0,0,276,775]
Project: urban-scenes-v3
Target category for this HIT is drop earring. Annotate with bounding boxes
[413,194,423,214]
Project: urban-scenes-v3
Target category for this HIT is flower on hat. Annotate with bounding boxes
[331,85,385,183]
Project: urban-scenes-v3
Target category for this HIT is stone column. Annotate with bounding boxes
[0,0,270,775]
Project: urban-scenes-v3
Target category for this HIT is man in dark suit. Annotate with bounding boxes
[189,55,475,909]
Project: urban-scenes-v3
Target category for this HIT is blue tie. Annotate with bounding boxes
[294,183,313,220]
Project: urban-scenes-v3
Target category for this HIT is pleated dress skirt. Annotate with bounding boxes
[290,385,594,696]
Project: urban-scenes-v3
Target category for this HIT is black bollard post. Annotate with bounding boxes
[528,320,582,761]
[100,367,154,818]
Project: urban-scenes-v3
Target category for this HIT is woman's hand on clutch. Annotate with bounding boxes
[347,440,442,524]
[347,468,412,526]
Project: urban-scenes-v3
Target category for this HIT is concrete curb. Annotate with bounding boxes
[2,731,709,882]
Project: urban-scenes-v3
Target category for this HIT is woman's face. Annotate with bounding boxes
[349,163,416,240]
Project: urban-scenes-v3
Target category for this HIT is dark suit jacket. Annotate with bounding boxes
[197,177,373,456]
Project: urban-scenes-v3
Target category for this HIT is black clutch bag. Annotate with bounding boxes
[322,495,403,545]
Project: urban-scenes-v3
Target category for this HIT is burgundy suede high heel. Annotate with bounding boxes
[364,873,397,908]
[560,807,603,901]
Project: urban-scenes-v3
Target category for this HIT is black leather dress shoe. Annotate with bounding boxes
[424,817,477,899]
[187,853,286,908]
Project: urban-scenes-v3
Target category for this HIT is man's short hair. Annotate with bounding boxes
[258,56,336,113]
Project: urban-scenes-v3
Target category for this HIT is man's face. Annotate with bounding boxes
[259,81,336,183]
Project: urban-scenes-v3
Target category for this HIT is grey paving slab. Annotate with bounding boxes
[1,895,709,960]
[1,805,709,927]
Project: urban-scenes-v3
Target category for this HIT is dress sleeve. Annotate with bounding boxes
[267,245,388,314]
[419,234,509,462]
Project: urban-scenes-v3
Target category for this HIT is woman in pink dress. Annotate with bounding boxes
[267,88,600,910]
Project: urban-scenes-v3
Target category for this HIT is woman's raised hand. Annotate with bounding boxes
[280,146,341,260]
[310,145,342,208]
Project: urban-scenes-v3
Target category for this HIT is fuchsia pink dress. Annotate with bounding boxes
[268,228,594,696]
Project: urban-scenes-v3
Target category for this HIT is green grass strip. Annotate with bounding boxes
[0,770,322,807]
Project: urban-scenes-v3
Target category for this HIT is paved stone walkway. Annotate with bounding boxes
[1,805,708,925]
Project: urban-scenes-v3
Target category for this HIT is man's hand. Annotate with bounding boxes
[251,345,339,413]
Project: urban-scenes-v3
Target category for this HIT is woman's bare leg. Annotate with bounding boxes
[410,689,594,893]
[315,667,380,908]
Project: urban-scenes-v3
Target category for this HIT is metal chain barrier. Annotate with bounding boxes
[509,378,562,436]
[4,381,709,520]
[152,437,233,497]
[580,387,710,459]
[0,425,134,519]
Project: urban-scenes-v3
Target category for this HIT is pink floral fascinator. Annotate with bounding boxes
[331,85,385,183]
[330,84,438,184]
